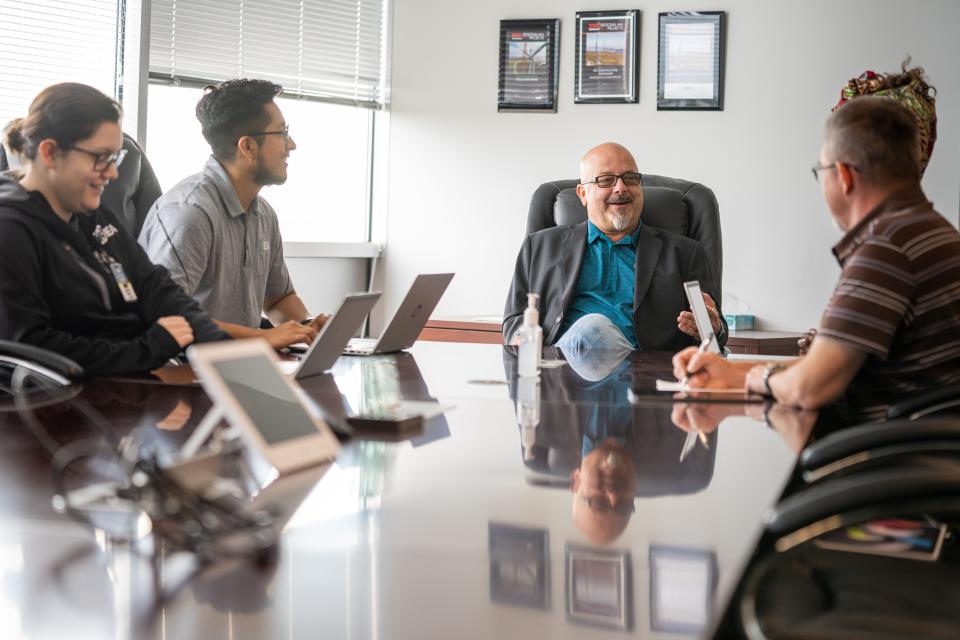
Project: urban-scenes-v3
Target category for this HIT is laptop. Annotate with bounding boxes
[287,292,381,380]
[343,273,454,356]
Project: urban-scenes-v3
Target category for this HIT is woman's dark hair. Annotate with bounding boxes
[195,79,283,160]
[4,83,121,160]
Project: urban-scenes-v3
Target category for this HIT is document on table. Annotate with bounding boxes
[655,379,750,394]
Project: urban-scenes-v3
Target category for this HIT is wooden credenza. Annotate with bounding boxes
[419,316,801,356]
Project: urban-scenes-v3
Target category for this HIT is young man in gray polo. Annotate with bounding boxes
[139,79,325,349]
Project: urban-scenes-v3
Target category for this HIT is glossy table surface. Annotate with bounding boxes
[0,342,814,639]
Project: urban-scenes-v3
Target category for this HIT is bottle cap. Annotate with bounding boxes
[524,293,539,326]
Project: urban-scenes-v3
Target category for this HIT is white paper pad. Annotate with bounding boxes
[655,379,751,394]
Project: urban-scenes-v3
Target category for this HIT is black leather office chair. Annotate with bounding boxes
[527,175,723,299]
[734,466,960,640]
[100,133,162,237]
[726,416,960,638]
[798,417,960,484]
[0,340,83,390]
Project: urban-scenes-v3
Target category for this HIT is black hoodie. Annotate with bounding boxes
[0,173,228,376]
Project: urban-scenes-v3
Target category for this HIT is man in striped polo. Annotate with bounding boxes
[672,97,960,420]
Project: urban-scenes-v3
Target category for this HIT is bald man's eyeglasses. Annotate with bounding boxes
[582,172,642,188]
[577,494,636,514]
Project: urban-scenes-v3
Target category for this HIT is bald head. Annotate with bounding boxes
[570,439,637,545]
[579,142,635,181]
[576,142,644,241]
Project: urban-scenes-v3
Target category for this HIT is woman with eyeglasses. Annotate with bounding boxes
[0,82,228,376]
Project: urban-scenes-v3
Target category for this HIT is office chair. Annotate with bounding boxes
[725,416,960,638]
[100,133,162,237]
[526,174,722,299]
[0,340,83,391]
[732,467,960,640]
[798,417,960,484]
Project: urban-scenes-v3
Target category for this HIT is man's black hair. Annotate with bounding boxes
[195,79,283,160]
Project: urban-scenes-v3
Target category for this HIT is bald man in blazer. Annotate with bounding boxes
[504,142,726,352]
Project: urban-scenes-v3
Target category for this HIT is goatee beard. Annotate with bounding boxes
[610,213,630,232]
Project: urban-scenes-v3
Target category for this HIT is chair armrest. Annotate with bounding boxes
[0,340,84,379]
[766,465,960,534]
[800,417,960,470]
[886,383,960,419]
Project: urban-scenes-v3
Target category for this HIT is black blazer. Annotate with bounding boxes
[503,222,727,351]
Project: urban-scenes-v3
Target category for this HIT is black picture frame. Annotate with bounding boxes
[574,10,640,104]
[565,545,632,630]
[657,11,726,110]
[498,19,561,112]
[488,523,550,609]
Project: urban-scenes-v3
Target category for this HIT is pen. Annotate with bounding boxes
[681,339,711,385]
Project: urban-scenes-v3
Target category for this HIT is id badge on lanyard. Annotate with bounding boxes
[107,258,139,303]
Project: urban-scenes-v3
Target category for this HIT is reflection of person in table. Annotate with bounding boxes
[673,98,960,421]
[503,348,717,543]
[570,437,636,545]
[671,402,818,455]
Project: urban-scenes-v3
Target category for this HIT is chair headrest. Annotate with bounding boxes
[553,185,689,236]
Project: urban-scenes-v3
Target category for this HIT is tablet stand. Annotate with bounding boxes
[173,405,278,491]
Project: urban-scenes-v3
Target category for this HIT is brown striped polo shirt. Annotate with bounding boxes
[819,185,960,421]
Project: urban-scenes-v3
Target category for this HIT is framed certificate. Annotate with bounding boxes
[566,545,633,630]
[498,19,561,112]
[657,11,726,110]
[574,10,640,103]
[488,523,550,609]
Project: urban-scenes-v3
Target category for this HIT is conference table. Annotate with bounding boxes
[0,341,816,639]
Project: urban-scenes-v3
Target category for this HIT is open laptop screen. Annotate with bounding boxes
[210,355,319,445]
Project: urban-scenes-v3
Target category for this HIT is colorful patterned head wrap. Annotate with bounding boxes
[833,60,937,175]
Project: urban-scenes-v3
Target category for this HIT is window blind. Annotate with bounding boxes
[149,0,388,109]
[0,0,120,124]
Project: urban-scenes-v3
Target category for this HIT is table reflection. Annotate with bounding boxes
[0,342,812,639]
[504,348,717,547]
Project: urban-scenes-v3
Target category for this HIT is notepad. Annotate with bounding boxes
[655,379,747,394]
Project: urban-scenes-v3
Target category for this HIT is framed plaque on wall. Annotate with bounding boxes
[498,19,561,112]
[657,11,726,110]
[574,10,640,104]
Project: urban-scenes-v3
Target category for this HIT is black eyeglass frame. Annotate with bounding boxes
[68,146,128,172]
[811,161,859,182]
[244,125,291,145]
[577,494,637,515]
[581,172,643,188]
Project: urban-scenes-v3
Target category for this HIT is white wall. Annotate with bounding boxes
[375,0,960,332]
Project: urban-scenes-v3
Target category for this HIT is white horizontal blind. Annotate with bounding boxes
[0,0,119,124]
[150,0,387,109]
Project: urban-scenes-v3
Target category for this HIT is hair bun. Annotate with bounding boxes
[2,118,25,153]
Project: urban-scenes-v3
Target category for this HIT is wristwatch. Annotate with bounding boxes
[761,363,786,397]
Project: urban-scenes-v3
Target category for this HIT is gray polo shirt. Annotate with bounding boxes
[138,156,294,327]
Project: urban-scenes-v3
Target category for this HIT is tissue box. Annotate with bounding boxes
[724,314,755,331]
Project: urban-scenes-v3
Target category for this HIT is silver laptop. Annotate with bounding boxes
[343,273,454,356]
[291,292,381,379]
